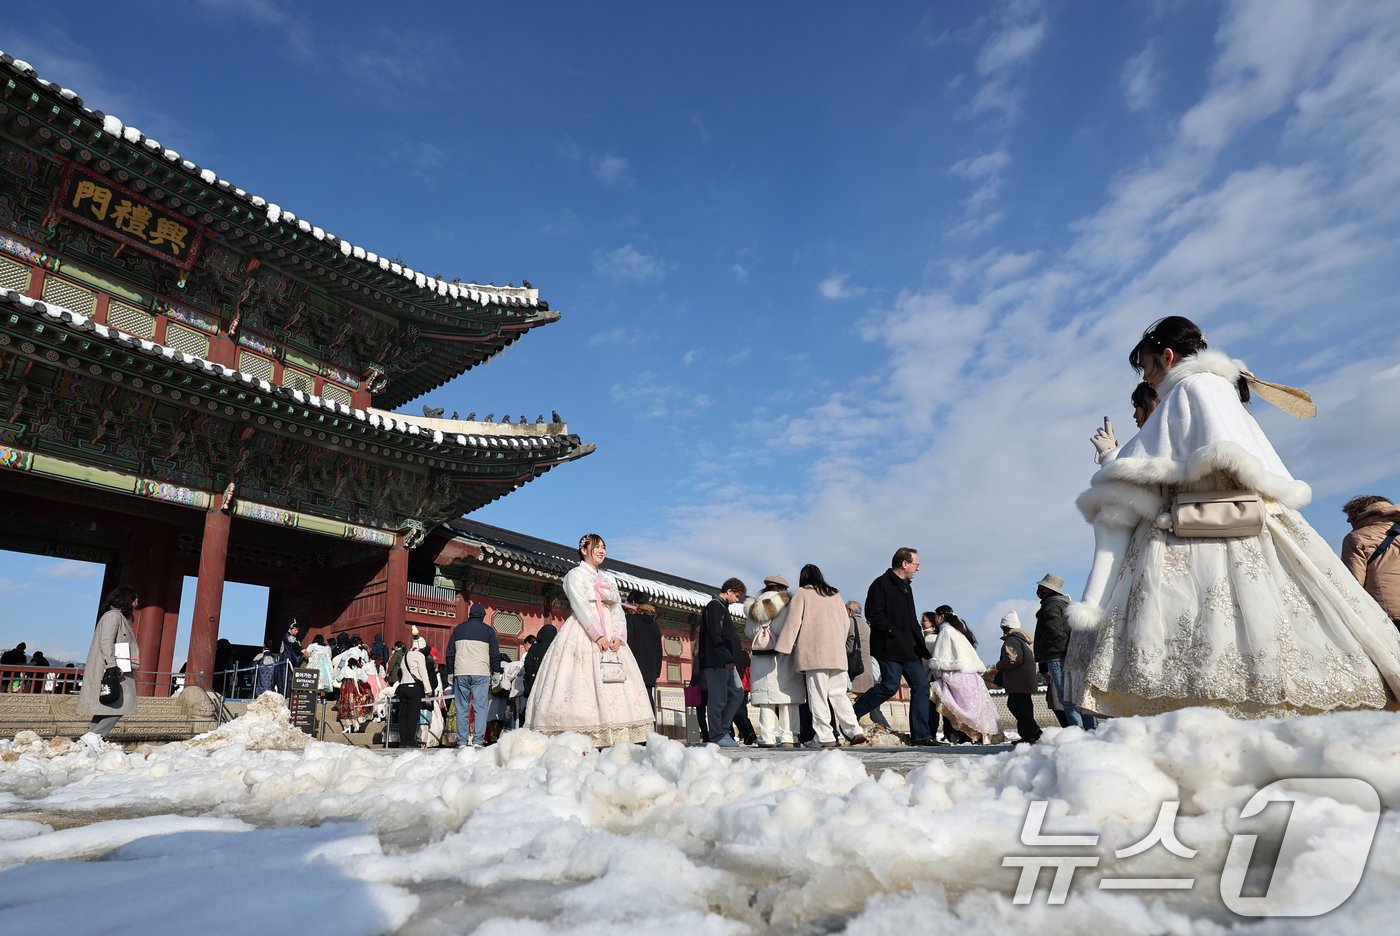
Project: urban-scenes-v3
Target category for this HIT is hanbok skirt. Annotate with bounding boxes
[932,671,1005,743]
[337,679,373,726]
[524,617,654,746]
[1068,501,1400,718]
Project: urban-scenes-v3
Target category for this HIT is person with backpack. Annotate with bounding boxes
[1342,495,1400,628]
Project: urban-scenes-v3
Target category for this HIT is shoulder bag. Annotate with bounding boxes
[750,621,776,654]
[1170,490,1264,538]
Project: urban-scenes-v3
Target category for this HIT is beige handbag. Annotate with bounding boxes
[1171,490,1264,538]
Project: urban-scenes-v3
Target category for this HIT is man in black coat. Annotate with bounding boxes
[700,577,747,748]
[624,594,664,713]
[1032,573,1095,730]
[852,548,937,745]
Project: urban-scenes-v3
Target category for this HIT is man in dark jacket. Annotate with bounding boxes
[1033,573,1095,730]
[625,593,664,712]
[991,611,1042,744]
[852,548,937,746]
[701,578,747,748]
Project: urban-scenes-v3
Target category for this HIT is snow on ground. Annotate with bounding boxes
[0,701,1397,935]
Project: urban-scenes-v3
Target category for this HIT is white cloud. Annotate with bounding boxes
[593,154,632,186]
[40,561,102,581]
[819,273,868,301]
[1123,43,1158,112]
[949,150,1012,238]
[976,18,1046,76]
[619,0,1400,648]
[594,244,668,283]
[731,263,749,283]
[587,326,643,349]
[968,2,1049,119]
[610,372,713,421]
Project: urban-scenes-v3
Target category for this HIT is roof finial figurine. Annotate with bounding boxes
[518,415,528,424]
[535,414,544,425]
[551,410,562,424]
[484,413,494,422]
[422,404,445,418]
[522,280,532,289]
[450,411,459,420]
[466,411,476,421]
[500,414,511,423]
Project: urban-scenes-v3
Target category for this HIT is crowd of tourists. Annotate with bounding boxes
[29,315,1400,750]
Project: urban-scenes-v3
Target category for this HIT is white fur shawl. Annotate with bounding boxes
[1077,350,1312,528]
[745,590,792,641]
[929,624,986,674]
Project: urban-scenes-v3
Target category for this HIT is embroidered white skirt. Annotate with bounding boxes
[524,617,655,746]
[1068,503,1400,718]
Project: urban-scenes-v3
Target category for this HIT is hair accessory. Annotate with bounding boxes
[1240,370,1316,418]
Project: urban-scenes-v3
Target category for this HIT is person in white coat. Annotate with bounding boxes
[924,608,1003,744]
[744,575,807,748]
[1070,315,1400,717]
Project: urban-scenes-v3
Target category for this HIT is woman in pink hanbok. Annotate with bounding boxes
[925,608,1004,744]
[524,533,655,747]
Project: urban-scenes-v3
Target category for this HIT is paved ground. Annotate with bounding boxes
[715,741,1013,775]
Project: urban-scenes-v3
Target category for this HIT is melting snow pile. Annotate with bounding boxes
[181,691,311,752]
[0,707,1397,934]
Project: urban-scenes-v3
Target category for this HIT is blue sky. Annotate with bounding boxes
[3,0,1400,668]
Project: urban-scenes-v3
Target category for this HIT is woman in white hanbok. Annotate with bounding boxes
[525,533,655,746]
[925,609,1004,743]
[1068,316,1400,718]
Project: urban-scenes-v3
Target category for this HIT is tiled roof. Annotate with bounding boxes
[445,519,724,612]
[1,288,587,460]
[0,51,544,312]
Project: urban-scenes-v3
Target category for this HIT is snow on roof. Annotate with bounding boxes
[3,52,540,311]
[1,289,575,457]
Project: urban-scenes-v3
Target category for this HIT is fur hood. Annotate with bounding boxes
[1078,348,1311,529]
[747,590,791,624]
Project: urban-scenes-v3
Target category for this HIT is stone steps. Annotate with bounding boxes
[0,688,221,742]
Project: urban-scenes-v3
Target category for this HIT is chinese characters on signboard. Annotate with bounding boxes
[56,166,203,270]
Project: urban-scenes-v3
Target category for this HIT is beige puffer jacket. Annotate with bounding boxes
[1342,501,1400,621]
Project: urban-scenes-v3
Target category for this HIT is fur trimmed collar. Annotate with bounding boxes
[747,590,791,623]
[1157,348,1246,397]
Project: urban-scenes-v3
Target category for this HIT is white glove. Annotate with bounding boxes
[1091,417,1118,464]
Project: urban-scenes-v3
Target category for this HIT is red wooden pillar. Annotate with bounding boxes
[186,508,231,690]
[156,569,183,697]
[132,523,174,696]
[384,545,409,648]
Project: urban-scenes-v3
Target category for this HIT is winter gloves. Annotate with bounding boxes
[1091,417,1119,465]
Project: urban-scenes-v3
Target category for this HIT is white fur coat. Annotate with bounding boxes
[1077,349,1311,530]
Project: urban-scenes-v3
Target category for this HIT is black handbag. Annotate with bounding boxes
[846,617,865,680]
[99,665,123,704]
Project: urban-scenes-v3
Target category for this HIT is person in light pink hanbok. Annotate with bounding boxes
[524,533,655,747]
[924,608,1004,744]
